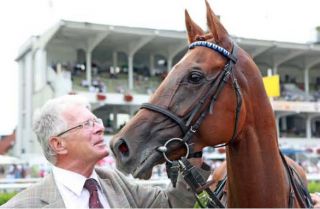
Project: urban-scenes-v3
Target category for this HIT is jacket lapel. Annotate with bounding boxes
[96,169,131,208]
[39,173,65,208]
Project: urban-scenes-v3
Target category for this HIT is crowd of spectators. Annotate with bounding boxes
[0,164,49,179]
[280,74,320,101]
[51,62,320,99]
[52,61,166,94]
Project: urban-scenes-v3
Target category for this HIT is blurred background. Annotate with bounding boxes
[1,0,320,204]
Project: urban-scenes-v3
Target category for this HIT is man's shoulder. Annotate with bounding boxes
[95,166,130,181]
[1,175,55,208]
[95,166,119,177]
[1,180,45,208]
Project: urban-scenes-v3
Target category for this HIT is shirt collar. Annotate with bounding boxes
[52,165,101,196]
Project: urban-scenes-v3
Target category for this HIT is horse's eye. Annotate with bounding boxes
[187,71,204,84]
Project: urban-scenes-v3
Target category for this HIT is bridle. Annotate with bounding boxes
[139,41,313,208]
[138,40,314,208]
[140,40,242,160]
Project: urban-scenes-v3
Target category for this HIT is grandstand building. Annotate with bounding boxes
[15,20,320,160]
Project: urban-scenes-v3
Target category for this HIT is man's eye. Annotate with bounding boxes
[84,121,91,127]
[187,71,204,84]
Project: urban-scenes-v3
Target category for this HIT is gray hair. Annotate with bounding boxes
[32,95,91,164]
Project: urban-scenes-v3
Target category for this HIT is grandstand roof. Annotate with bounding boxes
[17,20,320,70]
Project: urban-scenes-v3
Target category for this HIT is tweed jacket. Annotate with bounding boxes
[1,166,210,208]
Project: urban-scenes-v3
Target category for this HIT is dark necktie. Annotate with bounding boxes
[84,178,104,208]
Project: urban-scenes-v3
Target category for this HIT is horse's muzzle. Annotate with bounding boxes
[112,138,130,163]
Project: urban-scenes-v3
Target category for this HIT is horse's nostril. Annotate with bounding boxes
[119,142,129,156]
[116,138,129,157]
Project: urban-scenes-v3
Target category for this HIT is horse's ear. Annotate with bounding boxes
[185,9,205,43]
[205,0,229,43]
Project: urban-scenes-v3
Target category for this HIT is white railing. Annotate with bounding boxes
[0,178,41,191]
[1,175,319,192]
[271,100,320,113]
[307,174,320,181]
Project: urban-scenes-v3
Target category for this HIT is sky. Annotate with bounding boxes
[0,0,319,135]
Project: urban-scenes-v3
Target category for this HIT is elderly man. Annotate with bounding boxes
[1,95,209,208]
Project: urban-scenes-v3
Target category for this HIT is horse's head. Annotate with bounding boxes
[110,1,265,179]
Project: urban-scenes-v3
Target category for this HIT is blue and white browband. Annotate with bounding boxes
[189,41,237,63]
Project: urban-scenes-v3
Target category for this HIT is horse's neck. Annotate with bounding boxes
[226,106,290,207]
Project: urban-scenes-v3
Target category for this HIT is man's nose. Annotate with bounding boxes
[94,122,105,134]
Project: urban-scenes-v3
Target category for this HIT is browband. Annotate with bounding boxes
[189,41,237,63]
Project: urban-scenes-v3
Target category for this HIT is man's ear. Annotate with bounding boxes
[49,137,68,155]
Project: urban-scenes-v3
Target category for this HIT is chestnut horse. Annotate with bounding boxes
[110,1,311,207]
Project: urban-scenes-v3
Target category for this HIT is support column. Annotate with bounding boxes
[276,112,295,139]
[307,114,320,139]
[149,54,155,76]
[273,65,278,75]
[128,55,134,90]
[306,115,312,139]
[275,115,281,138]
[304,68,310,94]
[113,106,118,131]
[281,117,287,131]
[267,68,272,76]
[167,42,186,72]
[112,51,118,69]
[167,59,173,71]
[85,31,110,89]
[24,52,34,154]
[129,106,135,117]
[127,36,154,91]
[34,49,47,92]
[15,59,25,156]
[86,51,92,88]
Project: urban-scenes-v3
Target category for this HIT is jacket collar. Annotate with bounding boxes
[96,168,131,208]
[39,173,65,208]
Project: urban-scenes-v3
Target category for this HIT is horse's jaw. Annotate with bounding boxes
[132,150,163,179]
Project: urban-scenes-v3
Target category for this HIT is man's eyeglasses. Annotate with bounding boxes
[56,118,103,137]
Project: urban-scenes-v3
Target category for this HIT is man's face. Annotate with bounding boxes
[60,105,108,165]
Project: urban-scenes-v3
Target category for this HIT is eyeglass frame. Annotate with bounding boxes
[55,118,103,137]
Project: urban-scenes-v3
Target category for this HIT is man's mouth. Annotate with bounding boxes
[94,140,106,147]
